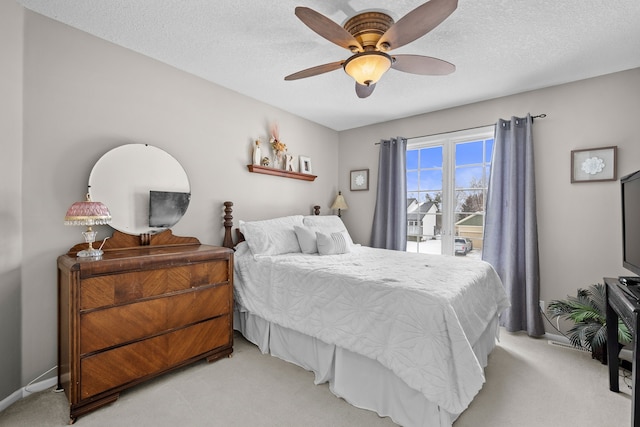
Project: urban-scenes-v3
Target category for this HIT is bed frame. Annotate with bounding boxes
[219,201,498,427]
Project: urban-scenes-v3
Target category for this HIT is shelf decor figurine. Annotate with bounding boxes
[285,154,295,172]
[252,139,262,165]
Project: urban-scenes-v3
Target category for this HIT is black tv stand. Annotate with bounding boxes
[619,276,640,286]
[606,277,640,427]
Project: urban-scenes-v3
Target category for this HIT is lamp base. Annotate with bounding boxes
[77,248,104,258]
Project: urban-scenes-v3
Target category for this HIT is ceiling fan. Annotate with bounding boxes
[284,0,458,98]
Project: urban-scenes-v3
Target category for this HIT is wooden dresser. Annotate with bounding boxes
[57,230,233,422]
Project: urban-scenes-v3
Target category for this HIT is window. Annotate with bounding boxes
[406,126,494,257]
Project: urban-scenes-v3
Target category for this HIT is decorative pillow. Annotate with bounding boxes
[239,215,304,255]
[303,215,354,246]
[294,225,318,254]
[234,240,251,256]
[316,231,352,256]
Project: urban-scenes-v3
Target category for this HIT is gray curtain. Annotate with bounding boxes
[482,114,544,336]
[371,137,407,250]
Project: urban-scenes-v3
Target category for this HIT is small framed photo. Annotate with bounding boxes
[299,156,313,174]
[350,169,369,191]
[571,146,617,183]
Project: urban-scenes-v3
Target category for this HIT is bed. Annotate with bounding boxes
[221,204,509,427]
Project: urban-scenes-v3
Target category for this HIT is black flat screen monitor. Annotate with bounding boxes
[149,190,190,228]
[621,170,640,277]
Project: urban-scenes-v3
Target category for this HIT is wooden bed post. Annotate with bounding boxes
[223,201,234,249]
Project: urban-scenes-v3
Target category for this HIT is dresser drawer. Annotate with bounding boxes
[58,242,234,421]
[80,315,231,399]
[80,260,229,310]
[80,283,231,355]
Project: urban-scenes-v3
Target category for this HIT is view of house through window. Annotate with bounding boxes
[406,126,494,258]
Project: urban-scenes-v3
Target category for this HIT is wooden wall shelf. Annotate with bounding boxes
[247,165,316,181]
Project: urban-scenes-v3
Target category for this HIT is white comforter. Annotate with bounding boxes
[233,243,509,414]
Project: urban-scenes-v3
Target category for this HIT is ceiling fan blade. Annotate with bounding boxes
[295,7,363,52]
[284,61,344,81]
[377,0,458,51]
[355,82,376,98]
[391,54,455,75]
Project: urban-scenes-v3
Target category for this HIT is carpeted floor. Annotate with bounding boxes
[0,329,632,427]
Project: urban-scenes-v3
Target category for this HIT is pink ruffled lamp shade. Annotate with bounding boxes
[64,193,112,257]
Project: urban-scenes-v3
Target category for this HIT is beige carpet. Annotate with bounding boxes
[0,329,632,427]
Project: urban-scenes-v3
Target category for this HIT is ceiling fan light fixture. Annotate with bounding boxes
[343,52,392,86]
[288,1,457,96]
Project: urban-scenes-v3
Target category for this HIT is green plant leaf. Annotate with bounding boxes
[547,283,631,350]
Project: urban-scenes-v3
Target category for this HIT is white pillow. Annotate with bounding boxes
[234,240,251,257]
[294,225,318,254]
[303,215,354,246]
[239,215,303,255]
[316,231,352,256]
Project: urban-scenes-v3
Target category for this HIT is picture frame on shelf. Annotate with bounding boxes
[571,146,617,183]
[299,156,313,174]
[350,169,369,191]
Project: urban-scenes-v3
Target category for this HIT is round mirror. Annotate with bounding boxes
[88,144,191,235]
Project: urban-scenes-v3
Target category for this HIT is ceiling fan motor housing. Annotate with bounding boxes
[343,12,394,51]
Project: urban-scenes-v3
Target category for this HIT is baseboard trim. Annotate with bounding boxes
[0,377,58,413]
[543,332,571,344]
[0,389,23,413]
[544,332,633,361]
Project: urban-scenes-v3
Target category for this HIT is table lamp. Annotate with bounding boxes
[330,191,348,218]
[64,193,112,257]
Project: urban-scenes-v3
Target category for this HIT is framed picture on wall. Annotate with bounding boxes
[350,169,369,191]
[571,146,617,183]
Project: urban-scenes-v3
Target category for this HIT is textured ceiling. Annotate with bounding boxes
[16,0,640,131]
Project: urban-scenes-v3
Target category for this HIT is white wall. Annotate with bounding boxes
[0,0,24,400]
[338,68,640,331]
[19,10,339,389]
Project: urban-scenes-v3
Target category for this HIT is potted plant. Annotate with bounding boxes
[547,283,631,364]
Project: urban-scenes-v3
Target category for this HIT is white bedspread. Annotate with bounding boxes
[233,243,509,414]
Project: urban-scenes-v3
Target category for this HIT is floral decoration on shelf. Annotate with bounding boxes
[270,123,287,168]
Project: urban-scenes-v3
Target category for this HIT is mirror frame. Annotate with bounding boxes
[88,144,191,235]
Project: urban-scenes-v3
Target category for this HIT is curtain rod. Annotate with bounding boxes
[375,114,547,144]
